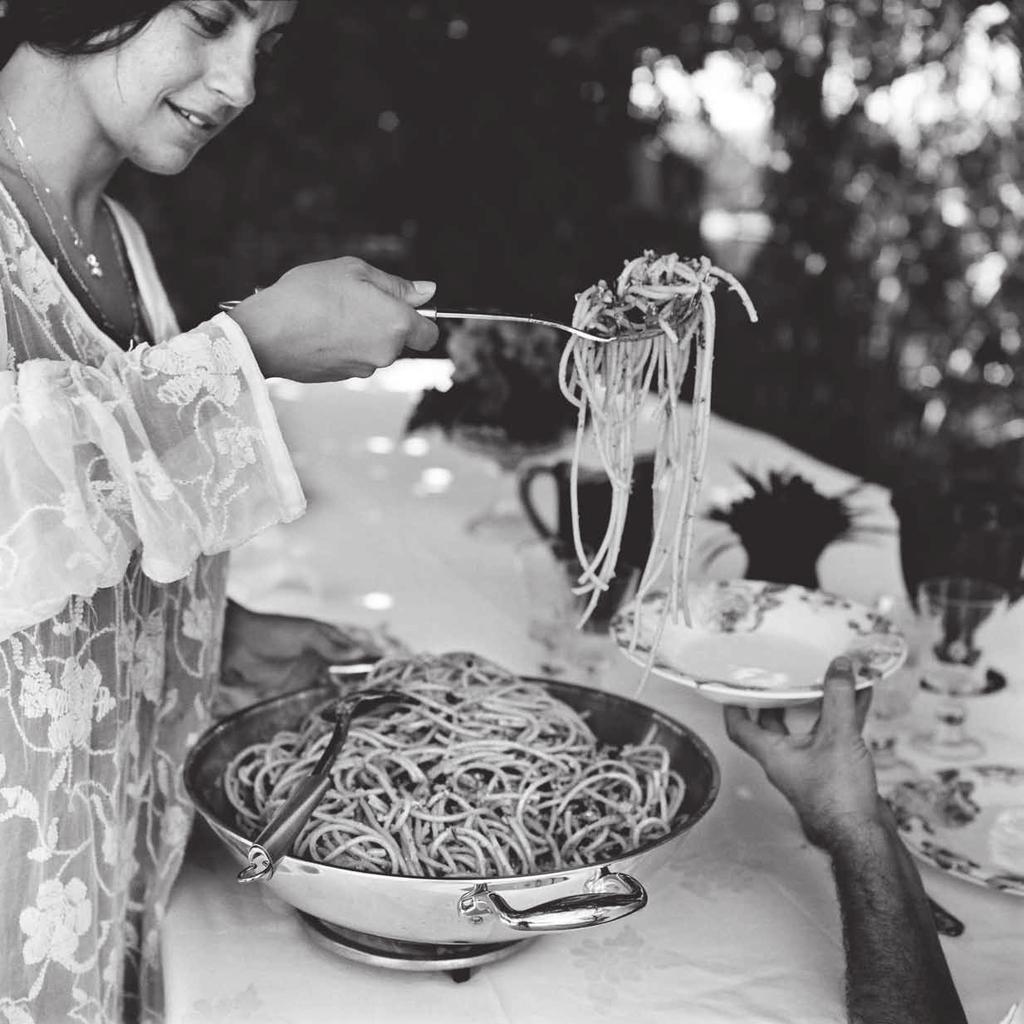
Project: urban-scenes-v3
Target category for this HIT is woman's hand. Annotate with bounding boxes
[228,257,439,382]
[723,656,884,851]
[217,600,368,713]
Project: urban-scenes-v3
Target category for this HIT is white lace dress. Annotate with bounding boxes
[0,183,305,1023]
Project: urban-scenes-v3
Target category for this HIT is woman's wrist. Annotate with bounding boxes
[225,292,283,379]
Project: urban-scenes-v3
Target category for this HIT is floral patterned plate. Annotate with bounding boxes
[611,579,907,707]
[880,765,1024,897]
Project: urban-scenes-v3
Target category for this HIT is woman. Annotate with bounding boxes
[0,2,438,1021]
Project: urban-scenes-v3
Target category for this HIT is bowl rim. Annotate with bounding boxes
[184,673,722,885]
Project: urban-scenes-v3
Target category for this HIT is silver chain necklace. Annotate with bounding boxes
[101,200,145,348]
[0,111,144,347]
[3,113,104,278]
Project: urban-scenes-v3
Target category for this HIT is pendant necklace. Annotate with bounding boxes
[102,200,145,349]
[0,111,144,348]
[3,113,105,278]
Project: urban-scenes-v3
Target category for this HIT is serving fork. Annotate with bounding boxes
[416,307,668,344]
[217,299,688,346]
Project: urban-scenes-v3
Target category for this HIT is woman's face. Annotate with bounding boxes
[73,0,298,174]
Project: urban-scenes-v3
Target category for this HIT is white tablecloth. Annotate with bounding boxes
[165,361,1024,1024]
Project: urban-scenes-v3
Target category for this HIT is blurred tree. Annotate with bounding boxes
[113,0,1023,484]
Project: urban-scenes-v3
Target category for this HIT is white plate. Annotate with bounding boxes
[611,579,907,707]
[881,765,1024,897]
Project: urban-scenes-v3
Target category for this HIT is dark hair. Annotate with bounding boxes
[1,1,171,68]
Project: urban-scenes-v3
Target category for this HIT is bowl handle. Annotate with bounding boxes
[458,871,647,932]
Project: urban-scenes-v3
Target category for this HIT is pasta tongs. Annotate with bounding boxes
[236,687,410,884]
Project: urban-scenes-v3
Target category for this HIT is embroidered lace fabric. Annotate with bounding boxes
[0,182,305,1023]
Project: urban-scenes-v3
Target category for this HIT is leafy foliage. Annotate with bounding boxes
[113,1,1023,484]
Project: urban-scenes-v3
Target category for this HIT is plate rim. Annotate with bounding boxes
[880,764,1024,899]
[611,580,908,704]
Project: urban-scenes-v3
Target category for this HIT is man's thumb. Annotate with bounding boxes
[820,656,859,735]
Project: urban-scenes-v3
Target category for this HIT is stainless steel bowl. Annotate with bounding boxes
[184,676,720,948]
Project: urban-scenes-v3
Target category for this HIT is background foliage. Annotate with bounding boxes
[114,0,1024,485]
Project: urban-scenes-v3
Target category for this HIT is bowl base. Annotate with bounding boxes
[298,911,530,977]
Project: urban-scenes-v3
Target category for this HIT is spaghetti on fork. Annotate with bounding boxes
[559,251,757,663]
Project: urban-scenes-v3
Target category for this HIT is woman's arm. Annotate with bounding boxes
[0,313,304,639]
[0,249,440,640]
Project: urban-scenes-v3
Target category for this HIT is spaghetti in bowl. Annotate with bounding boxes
[183,654,719,948]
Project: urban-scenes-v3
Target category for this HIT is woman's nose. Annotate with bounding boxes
[204,41,257,110]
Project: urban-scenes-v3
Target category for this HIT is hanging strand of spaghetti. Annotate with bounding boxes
[631,287,710,660]
[573,340,637,617]
[678,284,719,610]
[560,252,756,660]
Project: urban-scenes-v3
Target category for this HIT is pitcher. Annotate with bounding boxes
[517,456,656,571]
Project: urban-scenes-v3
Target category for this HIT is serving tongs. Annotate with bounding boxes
[236,687,411,884]
[217,299,688,346]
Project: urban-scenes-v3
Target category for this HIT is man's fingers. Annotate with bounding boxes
[724,705,778,762]
[299,622,353,663]
[756,707,789,736]
[310,622,388,670]
[283,651,324,689]
[819,656,860,735]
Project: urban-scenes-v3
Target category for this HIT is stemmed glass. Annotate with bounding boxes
[909,576,1008,762]
[864,597,918,771]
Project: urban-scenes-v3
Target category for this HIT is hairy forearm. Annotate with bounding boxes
[827,806,967,1024]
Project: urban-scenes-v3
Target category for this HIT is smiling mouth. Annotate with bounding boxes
[167,101,217,132]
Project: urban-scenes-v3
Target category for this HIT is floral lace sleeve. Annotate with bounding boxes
[0,312,305,640]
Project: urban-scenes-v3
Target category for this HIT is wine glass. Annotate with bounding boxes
[865,596,919,771]
[909,576,1008,761]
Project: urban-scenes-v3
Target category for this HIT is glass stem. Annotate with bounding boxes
[932,698,970,750]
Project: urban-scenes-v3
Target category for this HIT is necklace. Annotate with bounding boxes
[2,114,104,278]
[102,201,145,349]
[0,112,144,347]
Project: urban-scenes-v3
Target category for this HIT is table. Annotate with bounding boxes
[165,361,1024,1024]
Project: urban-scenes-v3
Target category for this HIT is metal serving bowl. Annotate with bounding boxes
[184,676,720,951]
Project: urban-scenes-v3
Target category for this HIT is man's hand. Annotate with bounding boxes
[724,656,883,851]
[728,657,970,1024]
[217,601,368,713]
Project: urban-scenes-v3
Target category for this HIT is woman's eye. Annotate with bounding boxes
[189,9,229,36]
